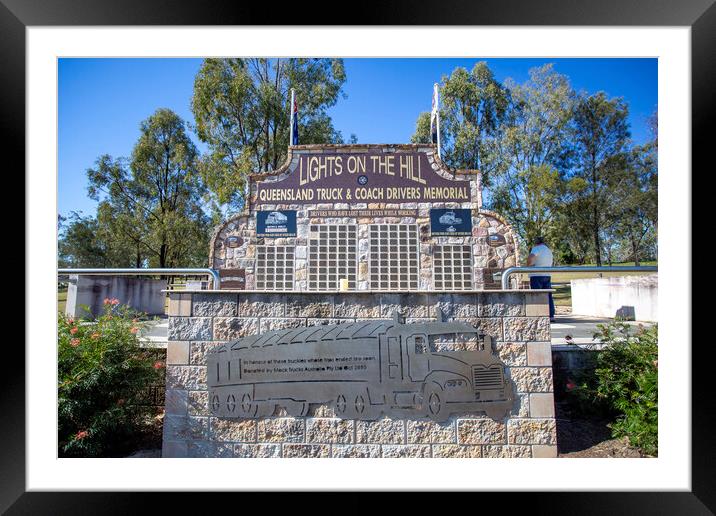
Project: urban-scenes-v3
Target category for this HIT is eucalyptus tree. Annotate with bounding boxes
[191,58,347,210]
[411,62,509,186]
[571,92,631,265]
[86,108,210,268]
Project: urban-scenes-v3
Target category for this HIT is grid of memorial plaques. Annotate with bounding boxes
[369,224,419,290]
[255,246,295,290]
[308,225,357,291]
[433,245,474,291]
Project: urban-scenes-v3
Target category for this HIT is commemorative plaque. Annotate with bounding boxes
[430,208,473,236]
[207,313,515,422]
[256,210,297,237]
[256,150,470,205]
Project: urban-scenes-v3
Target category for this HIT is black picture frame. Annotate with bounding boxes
[5,0,711,511]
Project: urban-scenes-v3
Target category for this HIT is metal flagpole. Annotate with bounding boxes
[289,88,295,148]
[435,83,441,159]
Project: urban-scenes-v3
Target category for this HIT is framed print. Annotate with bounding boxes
[8,0,712,511]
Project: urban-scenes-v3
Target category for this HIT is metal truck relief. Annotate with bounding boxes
[207,314,515,422]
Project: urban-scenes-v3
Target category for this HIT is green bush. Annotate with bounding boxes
[58,299,164,457]
[572,321,658,456]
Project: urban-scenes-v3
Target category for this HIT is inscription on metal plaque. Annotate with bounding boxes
[207,314,515,422]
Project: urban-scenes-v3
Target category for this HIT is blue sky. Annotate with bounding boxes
[58,57,657,218]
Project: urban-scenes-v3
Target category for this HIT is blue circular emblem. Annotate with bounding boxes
[358,175,368,185]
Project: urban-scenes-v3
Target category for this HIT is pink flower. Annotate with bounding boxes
[103,298,111,305]
[90,332,100,340]
[153,361,164,370]
[566,380,577,391]
[110,298,120,305]
[130,327,139,334]
[70,327,78,335]
[70,338,80,347]
[75,430,88,440]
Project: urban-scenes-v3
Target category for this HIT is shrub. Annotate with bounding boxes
[58,299,164,457]
[571,321,658,456]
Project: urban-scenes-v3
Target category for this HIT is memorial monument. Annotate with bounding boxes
[163,144,557,458]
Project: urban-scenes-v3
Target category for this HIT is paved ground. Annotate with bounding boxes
[551,314,653,346]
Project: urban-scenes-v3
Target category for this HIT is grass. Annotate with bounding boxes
[58,289,67,313]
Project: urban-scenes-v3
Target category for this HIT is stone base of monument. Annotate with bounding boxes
[162,290,557,458]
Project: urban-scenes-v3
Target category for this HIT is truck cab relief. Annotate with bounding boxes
[207,313,515,422]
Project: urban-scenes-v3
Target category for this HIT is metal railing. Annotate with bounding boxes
[500,265,658,290]
[58,268,221,290]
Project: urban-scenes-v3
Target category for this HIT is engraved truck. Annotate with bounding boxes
[207,313,515,422]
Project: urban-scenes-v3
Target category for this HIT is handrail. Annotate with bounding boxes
[58,268,221,290]
[500,265,658,290]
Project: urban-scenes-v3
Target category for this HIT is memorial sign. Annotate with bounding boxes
[430,208,473,236]
[256,150,470,205]
[207,314,515,422]
[256,210,297,237]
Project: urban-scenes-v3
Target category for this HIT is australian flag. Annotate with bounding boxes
[291,93,299,145]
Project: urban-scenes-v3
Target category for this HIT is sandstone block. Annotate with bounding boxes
[331,445,381,458]
[234,444,281,458]
[188,441,234,458]
[406,420,456,444]
[483,445,532,458]
[237,294,285,317]
[213,317,259,340]
[258,418,305,443]
[165,389,188,416]
[431,444,482,458]
[210,418,257,442]
[192,293,238,317]
[166,366,207,390]
[509,367,554,393]
[496,342,527,366]
[532,444,558,458]
[333,295,381,318]
[168,317,212,341]
[507,419,557,445]
[188,390,209,416]
[189,342,225,366]
[503,317,551,342]
[164,415,208,441]
[380,294,432,318]
[529,393,555,418]
[356,419,405,444]
[527,342,553,366]
[306,418,354,444]
[478,293,526,317]
[285,295,333,318]
[381,445,431,458]
[283,444,330,458]
[259,318,306,333]
[457,418,506,445]
[166,341,190,365]
[167,293,191,317]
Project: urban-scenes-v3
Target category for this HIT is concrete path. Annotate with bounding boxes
[550,314,653,346]
[138,317,168,348]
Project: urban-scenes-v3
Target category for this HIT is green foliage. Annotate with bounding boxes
[85,109,211,268]
[572,322,658,456]
[58,301,164,457]
[58,211,136,268]
[411,61,658,263]
[191,58,347,211]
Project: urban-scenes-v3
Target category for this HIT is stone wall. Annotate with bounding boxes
[571,274,658,321]
[65,275,166,318]
[162,290,557,458]
[208,145,520,291]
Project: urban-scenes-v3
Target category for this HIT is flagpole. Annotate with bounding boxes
[435,83,441,159]
[289,88,295,148]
